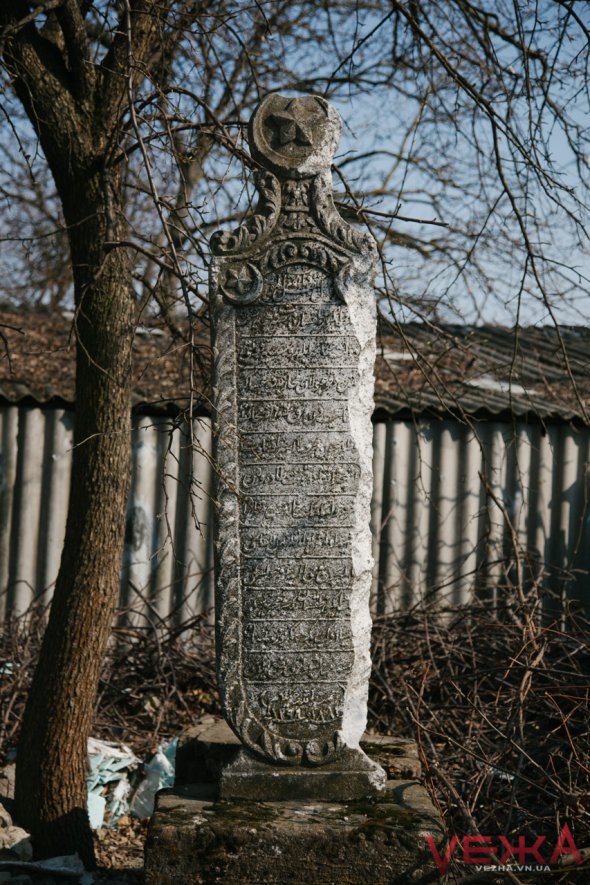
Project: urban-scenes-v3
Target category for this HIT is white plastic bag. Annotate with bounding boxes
[130,738,177,819]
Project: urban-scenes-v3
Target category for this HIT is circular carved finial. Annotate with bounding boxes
[249,93,341,178]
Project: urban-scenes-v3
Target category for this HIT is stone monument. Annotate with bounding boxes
[144,94,444,884]
[209,92,385,800]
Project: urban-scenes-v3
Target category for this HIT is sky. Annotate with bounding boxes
[1,1,589,328]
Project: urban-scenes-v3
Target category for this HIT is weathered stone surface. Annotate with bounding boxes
[210,93,382,788]
[362,733,422,781]
[175,717,240,786]
[144,779,444,885]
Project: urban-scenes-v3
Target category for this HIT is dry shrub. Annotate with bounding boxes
[0,601,219,763]
[369,591,590,882]
[94,611,219,758]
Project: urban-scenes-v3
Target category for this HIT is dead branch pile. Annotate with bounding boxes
[0,599,48,761]
[94,613,218,757]
[370,592,590,882]
[0,605,219,762]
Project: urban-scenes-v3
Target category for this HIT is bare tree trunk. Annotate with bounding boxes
[14,170,134,866]
[0,0,163,863]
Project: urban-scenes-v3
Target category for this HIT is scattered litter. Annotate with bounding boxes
[476,761,515,782]
[86,738,140,830]
[135,325,165,338]
[1,737,173,837]
[0,853,85,877]
[130,738,177,819]
[87,791,106,831]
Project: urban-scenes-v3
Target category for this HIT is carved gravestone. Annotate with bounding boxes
[210,93,385,799]
[144,94,444,883]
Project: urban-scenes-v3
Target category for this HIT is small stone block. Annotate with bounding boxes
[361,733,422,780]
[175,717,240,786]
[144,780,444,885]
[148,722,443,884]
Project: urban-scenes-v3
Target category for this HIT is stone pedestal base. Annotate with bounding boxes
[174,716,422,787]
[144,718,444,884]
[219,745,385,801]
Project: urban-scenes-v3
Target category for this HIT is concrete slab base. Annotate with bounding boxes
[145,718,444,884]
[144,780,444,885]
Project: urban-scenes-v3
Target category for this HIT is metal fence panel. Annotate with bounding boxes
[1,406,589,623]
[371,418,590,612]
[0,407,214,625]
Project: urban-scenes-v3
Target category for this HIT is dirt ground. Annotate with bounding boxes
[93,818,146,882]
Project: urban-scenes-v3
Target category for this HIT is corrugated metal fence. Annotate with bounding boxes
[2,405,589,624]
[0,406,214,626]
[371,418,590,612]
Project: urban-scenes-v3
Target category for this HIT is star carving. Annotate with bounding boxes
[220,262,262,305]
[265,99,314,150]
[223,265,255,296]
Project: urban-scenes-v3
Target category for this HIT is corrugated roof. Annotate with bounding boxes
[0,308,211,413]
[1,309,588,422]
[375,323,590,422]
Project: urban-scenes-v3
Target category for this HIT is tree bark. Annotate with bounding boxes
[0,1,162,864]
[14,169,134,866]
